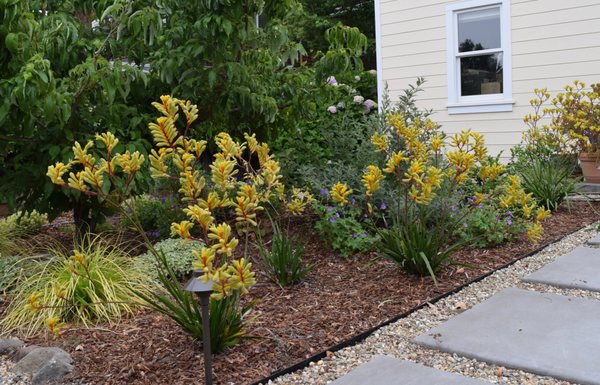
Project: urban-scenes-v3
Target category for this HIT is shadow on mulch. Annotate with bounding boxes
[24,201,600,385]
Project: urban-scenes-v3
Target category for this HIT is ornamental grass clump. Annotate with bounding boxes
[0,235,149,337]
[330,113,550,282]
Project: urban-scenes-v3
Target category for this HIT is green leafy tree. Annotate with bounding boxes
[299,0,375,68]
[0,0,153,234]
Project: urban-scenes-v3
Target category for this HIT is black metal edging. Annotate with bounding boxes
[250,232,573,385]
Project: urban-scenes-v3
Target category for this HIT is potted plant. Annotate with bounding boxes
[550,81,600,182]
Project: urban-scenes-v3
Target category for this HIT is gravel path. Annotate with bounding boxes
[266,223,600,385]
[0,359,27,385]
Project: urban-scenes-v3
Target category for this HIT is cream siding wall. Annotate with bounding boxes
[378,0,600,158]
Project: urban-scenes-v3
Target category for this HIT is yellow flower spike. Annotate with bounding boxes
[114,151,145,174]
[71,252,87,268]
[402,160,424,183]
[238,184,258,202]
[184,205,214,232]
[371,133,389,152]
[47,162,71,185]
[235,196,258,226]
[187,139,207,159]
[171,220,193,239]
[149,148,171,178]
[178,170,205,201]
[535,207,551,222]
[479,164,504,182]
[176,99,199,126]
[81,166,104,190]
[256,143,270,166]
[151,95,179,118]
[95,132,119,154]
[198,191,221,211]
[286,188,314,215]
[67,171,87,191]
[362,165,384,197]
[210,156,238,192]
[208,223,239,256]
[215,132,245,159]
[383,151,407,174]
[424,166,443,188]
[149,116,181,148]
[192,246,216,272]
[275,184,286,201]
[244,133,259,153]
[430,133,445,153]
[46,317,62,337]
[522,204,534,219]
[72,141,95,167]
[227,258,256,294]
[527,222,544,243]
[210,269,232,300]
[330,182,352,206]
[261,159,282,189]
[25,293,41,311]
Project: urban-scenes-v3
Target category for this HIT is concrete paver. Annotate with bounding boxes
[523,246,600,291]
[329,356,491,385]
[414,288,600,385]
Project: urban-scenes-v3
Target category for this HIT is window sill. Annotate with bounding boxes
[447,99,514,114]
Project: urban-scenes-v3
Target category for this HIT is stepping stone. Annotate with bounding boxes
[414,288,600,385]
[586,235,600,247]
[330,356,490,385]
[523,246,600,291]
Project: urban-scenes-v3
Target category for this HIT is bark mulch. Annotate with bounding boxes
[25,201,600,385]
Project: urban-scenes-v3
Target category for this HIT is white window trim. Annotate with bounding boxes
[446,0,513,114]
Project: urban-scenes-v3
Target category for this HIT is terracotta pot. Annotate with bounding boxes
[579,152,600,183]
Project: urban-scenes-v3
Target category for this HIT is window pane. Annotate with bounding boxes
[458,7,501,52]
[460,53,503,96]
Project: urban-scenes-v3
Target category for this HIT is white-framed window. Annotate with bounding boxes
[446,0,513,114]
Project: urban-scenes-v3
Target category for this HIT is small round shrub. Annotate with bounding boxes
[0,210,48,236]
[135,238,203,280]
[122,195,185,240]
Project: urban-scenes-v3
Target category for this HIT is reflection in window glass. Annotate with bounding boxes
[460,53,503,96]
[458,7,501,52]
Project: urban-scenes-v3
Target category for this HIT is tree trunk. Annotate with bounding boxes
[73,199,97,244]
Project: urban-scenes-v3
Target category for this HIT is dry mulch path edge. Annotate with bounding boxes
[21,202,600,385]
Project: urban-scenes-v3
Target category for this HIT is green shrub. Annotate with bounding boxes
[517,157,579,211]
[257,217,313,286]
[313,199,377,256]
[0,210,48,236]
[122,195,185,240]
[135,238,203,280]
[453,203,525,248]
[0,235,150,337]
[133,251,255,353]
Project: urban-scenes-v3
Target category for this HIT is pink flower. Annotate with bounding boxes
[327,105,337,114]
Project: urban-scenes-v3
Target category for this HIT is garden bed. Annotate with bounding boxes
[15,201,600,385]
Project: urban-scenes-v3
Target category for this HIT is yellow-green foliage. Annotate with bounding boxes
[332,113,549,243]
[523,81,600,154]
[0,235,150,337]
[0,210,48,236]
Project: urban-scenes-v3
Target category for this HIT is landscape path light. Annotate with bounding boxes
[184,269,214,385]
